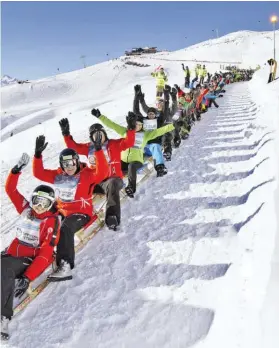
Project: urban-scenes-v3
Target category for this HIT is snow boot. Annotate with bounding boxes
[181,133,189,140]
[48,260,72,282]
[163,152,172,161]
[125,186,134,198]
[173,137,181,148]
[106,215,119,231]
[155,164,167,177]
[1,316,10,341]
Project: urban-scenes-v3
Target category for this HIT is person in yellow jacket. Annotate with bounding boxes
[194,64,200,78]
[151,67,168,98]
[200,65,207,84]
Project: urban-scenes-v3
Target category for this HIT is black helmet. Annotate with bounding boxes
[31,185,55,210]
[59,148,80,172]
[89,123,108,142]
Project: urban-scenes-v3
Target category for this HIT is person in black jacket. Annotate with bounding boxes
[133,84,179,163]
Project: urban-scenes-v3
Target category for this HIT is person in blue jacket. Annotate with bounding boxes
[204,87,220,108]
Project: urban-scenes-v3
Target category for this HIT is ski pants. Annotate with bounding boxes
[93,177,124,225]
[56,213,91,269]
[1,255,32,319]
[144,143,164,166]
[184,76,190,88]
[200,76,204,84]
[156,86,164,98]
[162,132,173,155]
[121,161,143,193]
[208,99,219,108]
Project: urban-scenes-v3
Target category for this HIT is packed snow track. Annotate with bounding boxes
[3,79,277,348]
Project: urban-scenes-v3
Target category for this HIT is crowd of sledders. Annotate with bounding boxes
[1,62,254,340]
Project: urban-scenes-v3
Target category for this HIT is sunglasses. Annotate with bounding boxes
[61,159,77,168]
[32,195,53,209]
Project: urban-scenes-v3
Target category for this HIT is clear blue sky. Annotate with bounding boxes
[1,1,278,80]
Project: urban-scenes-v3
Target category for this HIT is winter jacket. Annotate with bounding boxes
[182,67,190,77]
[151,71,168,87]
[133,95,177,145]
[204,91,217,100]
[33,150,109,217]
[99,115,174,164]
[201,68,207,77]
[5,171,61,281]
[63,129,135,178]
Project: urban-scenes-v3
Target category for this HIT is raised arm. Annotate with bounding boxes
[32,135,57,184]
[99,115,127,136]
[59,118,90,156]
[145,123,175,142]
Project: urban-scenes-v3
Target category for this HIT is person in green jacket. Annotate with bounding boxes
[151,67,168,98]
[92,110,178,198]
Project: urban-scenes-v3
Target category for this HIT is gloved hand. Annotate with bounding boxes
[92,131,103,151]
[170,87,177,100]
[126,112,137,130]
[14,276,30,298]
[174,84,182,93]
[35,135,48,158]
[134,85,144,101]
[218,94,224,98]
[164,85,171,92]
[173,119,184,128]
[91,109,101,118]
[11,153,30,174]
[59,118,70,136]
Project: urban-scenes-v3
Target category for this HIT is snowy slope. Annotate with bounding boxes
[1,30,279,348]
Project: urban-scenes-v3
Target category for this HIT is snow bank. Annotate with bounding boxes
[193,63,279,348]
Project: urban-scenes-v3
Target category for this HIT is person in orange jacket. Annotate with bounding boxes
[58,112,136,229]
[32,134,109,281]
[2,153,61,340]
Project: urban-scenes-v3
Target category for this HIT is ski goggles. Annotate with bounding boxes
[32,195,53,209]
[61,159,77,168]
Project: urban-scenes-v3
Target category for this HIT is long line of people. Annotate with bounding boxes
[2,64,242,340]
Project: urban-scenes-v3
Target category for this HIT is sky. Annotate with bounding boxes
[1,1,278,80]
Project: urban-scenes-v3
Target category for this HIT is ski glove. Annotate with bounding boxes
[164,85,171,92]
[59,118,70,136]
[126,112,137,130]
[173,119,184,128]
[134,85,144,101]
[35,135,48,158]
[11,153,30,174]
[91,131,103,151]
[14,276,30,299]
[91,109,101,118]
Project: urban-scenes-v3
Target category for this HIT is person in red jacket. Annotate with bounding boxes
[58,112,136,230]
[1,153,61,341]
[32,133,109,281]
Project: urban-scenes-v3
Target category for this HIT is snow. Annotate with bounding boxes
[1,75,18,87]
[1,30,279,348]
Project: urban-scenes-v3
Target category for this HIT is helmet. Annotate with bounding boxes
[89,123,108,142]
[59,148,80,172]
[31,185,55,211]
